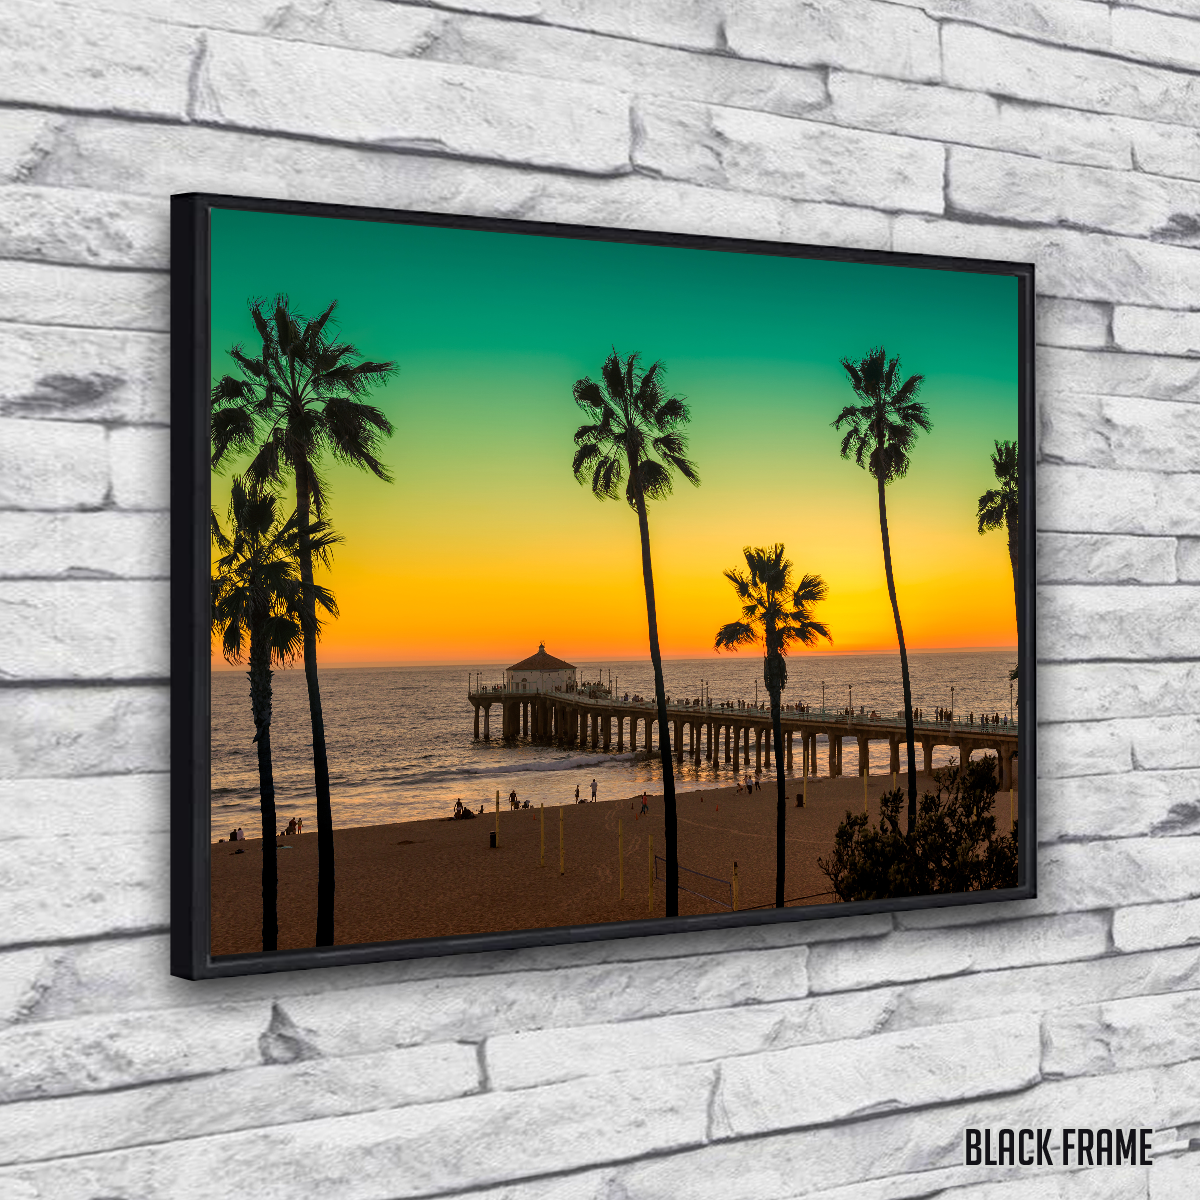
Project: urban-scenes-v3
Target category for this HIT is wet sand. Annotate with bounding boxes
[210,770,1018,956]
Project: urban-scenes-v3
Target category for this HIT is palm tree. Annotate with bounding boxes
[977,439,1019,621]
[211,296,397,945]
[714,545,831,907]
[572,350,700,917]
[833,347,931,837]
[211,477,338,951]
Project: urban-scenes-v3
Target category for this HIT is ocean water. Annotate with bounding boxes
[210,649,1017,840]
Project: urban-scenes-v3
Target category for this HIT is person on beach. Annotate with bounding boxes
[509,789,518,810]
[297,818,303,835]
[575,784,580,803]
[590,778,597,802]
[754,775,761,792]
[640,793,649,815]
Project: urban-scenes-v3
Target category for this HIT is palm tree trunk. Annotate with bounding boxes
[877,473,918,836]
[296,458,335,946]
[1006,516,1019,627]
[249,631,278,952]
[633,485,678,918]
[769,683,786,907]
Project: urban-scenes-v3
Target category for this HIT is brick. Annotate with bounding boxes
[1037,717,1132,777]
[822,74,1135,172]
[1040,838,1200,911]
[1113,306,1200,356]
[943,22,1200,125]
[882,944,1200,1029]
[1038,299,1111,350]
[1131,120,1200,183]
[108,426,168,509]
[0,774,167,840]
[0,580,169,680]
[0,185,169,270]
[414,12,828,118]
[402,0,727,49]
[1114,897,1200,952]
[1040,584,1200,660]
[1040,662,1200,721]
[894,215,1200,309]
[0,1041,480,1166]
[1036,533,1175,584]
[724,0,940,81]
[0,1062,714,1198]
[1041,394,1200,472]
[1113,4,1200,70]
[715,1014,1039,1138]
[0,685,168,777]
[1039,346,1200,401]
[1118,0,1200,17]
[887,0,1112,50]
[806,913,1109,993]
[948,144,1200,242]
[0,0,196,119]
[1178,538,1200,580]
[1038,464,1200,535]
[634,99,943,211]
[0,832,165,949]
[1129,714,1200,770]
[0,418,107,510]
[0,261,167,333]
[194,30,631,174]
[486,987,897,1091]
[0,323,167,424]
[1041,768,1200,835]
[282,943,809,1051]
[1044,989,1200,1078]
[0,512,168,578]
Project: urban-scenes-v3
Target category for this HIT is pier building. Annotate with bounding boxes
[504,643,577,695]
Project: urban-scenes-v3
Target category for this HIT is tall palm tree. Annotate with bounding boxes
[977,439,1019,621]
[211,477,338,951]
[714,545,831,907]
[833,347,931,837]
[572,350,700,917]
[211,296,397,946]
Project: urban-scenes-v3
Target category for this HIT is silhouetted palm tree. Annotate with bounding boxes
[572,350,699,917]
[833,347,931,837]
[211,477,338,951]
[977,439,1019,621]
[211,296,396,945]
[715,545,831,907]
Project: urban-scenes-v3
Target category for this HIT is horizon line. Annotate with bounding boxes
[212,644,1018,671]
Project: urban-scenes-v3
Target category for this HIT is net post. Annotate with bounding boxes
[648,833,654,915]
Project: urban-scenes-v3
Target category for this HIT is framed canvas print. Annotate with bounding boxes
[171,192,1035,979]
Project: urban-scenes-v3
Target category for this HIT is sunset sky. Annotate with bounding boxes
[210,207,1019,667]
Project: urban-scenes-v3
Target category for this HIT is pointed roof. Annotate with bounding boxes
[508,642,576,672]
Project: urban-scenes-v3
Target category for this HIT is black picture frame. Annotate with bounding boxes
[171,191,1036,980]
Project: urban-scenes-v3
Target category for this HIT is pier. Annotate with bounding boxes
[467,686,1019,790]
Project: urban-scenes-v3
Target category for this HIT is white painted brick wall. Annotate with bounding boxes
[1,0,1198,1194]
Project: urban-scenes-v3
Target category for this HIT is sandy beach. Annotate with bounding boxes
[210,770,1018,956]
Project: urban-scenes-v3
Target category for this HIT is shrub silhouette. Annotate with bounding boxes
[818,756,1018,901]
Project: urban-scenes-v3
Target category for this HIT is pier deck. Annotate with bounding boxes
[468,687,1019,789]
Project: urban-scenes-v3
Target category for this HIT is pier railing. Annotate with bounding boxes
[467,685,1018,733]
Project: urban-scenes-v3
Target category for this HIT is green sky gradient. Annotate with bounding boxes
[210,207,1019,662]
